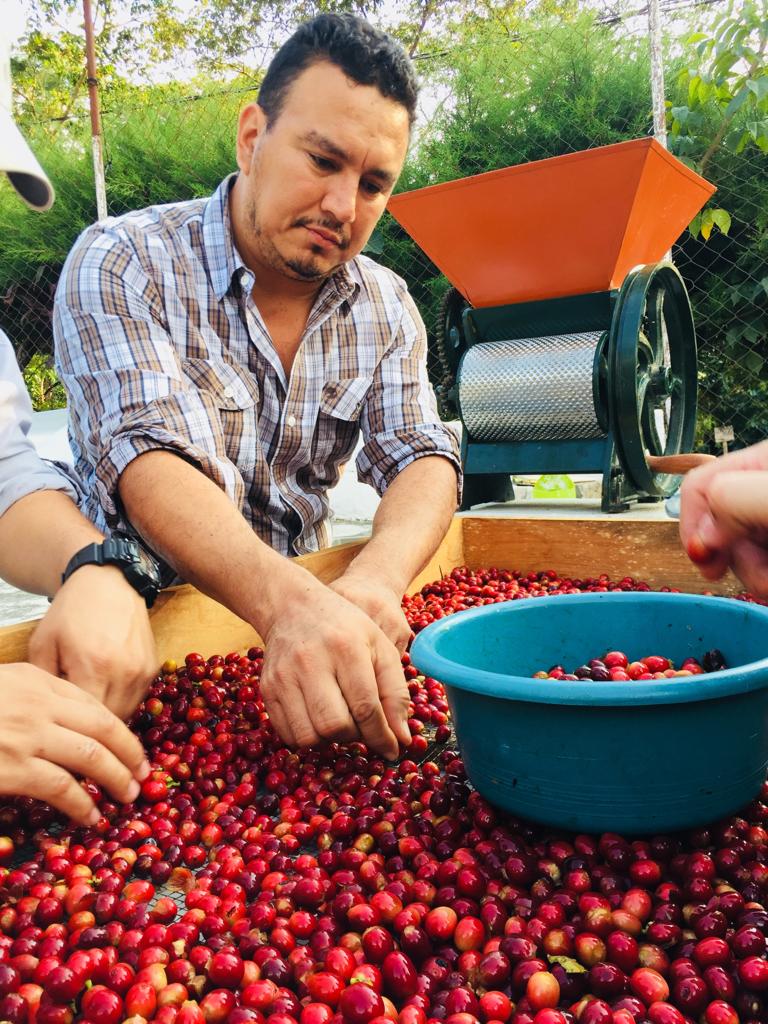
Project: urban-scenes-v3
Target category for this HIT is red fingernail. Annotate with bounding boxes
[687,534,717,565]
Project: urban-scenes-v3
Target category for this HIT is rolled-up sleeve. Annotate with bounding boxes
[54,227,246,527]
[355,287,462,498]
[0,331,80,518]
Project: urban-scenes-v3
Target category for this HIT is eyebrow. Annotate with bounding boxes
[300,130,396,189]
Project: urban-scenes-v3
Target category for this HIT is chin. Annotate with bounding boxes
[284,249,342,281]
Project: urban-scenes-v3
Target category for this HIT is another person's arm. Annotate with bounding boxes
[0,491,157,720]
[679,439,768,597]
[0,336,156,719]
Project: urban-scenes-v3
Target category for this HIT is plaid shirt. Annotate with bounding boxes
[54,175,460,558]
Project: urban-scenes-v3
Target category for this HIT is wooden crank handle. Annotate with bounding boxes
[645,452,717,475]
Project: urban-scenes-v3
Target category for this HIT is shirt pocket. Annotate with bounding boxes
[319,376,371,420]
[181,357,260,475]
[181,357,259,411]
[311,376,372,478]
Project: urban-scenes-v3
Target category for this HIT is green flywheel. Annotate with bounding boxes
[608,263,698,498]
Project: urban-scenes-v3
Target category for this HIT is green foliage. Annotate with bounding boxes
[670,0,768,173]
[668,1,768,449]
[99,81,250,213]
[22,353,67,411]
[3,2,766,448]
[0,78,250,364]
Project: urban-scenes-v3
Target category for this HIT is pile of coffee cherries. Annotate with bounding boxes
[532,649,729,682]
[0,567,764,1024]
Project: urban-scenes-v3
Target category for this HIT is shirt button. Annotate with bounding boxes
[223,386,234,398]
[286,414,297,428]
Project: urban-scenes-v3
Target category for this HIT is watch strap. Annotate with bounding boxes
[61,538,161,608]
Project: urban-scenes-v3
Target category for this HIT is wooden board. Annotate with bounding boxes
[460,517,739,594]
[0,514,734,665]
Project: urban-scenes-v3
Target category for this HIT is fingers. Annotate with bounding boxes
[36,723,141,807]
[372,640,412,750]
[681,468,768,594]
[679,465,717,549]
[260,678,297,749]
[261,636,403,759]
[706,472,768,545]
[53,695,149,788]
[335,650,400,760]
[385,608,412,655]
[23,758,103,827]
[261,650,361,751]
[271,685,320,750]
[48,676,104,705]
[729,538,768,597]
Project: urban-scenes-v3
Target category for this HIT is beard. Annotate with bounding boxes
[245,195,350,283]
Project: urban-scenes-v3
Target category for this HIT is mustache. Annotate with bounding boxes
[292,217,350,249]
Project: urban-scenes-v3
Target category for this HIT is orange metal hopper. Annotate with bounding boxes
[387,138,715,308]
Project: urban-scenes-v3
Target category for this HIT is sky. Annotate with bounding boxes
[7,1,27,44]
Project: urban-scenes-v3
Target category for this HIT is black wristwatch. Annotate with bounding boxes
[61,536,162,608]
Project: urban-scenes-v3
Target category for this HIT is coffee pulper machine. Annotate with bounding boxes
[388,139,715,512]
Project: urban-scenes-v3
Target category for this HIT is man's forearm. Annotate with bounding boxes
[343,456,459,596]
[0,491,103,595]
[118,450,316,633]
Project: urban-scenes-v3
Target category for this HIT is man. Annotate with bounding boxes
[55,14,461,760]
[680,439,768,598]
[0,42,153,824]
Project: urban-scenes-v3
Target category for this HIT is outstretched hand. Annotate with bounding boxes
[679,440,768,598]
[259,571,411,759]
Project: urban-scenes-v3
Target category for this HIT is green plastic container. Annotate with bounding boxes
[410,592,768,834]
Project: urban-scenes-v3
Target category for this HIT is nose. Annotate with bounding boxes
[320,172,357,226]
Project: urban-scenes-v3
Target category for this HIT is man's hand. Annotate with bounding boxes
[259,577,411,760]
[0,663,149,825]
[329,572,412,654]
[28,565,158,721]
[679,440,768,598]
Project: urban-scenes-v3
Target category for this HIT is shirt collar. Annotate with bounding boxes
[203,173,360,309]
[202,174,241,301]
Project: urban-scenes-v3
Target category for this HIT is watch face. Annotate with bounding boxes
[137,548,163,587]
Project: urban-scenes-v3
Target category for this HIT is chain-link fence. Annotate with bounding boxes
[2,0,766,450]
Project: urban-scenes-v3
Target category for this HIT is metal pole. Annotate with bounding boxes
[648,0,667,148]
[82,0,108,221]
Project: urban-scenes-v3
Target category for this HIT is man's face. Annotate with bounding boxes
[235,61,411,283]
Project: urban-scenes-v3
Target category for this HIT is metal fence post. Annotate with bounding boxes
[648,0,667,149]
[83,0,108,221]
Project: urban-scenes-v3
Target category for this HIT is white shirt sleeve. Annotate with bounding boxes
[0,329,79,517]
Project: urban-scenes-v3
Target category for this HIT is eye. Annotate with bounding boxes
[361,179,384,197]
[310,153,337,172]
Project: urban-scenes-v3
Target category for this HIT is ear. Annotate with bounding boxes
[236,103,269,175]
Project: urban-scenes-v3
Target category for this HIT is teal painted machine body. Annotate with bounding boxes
[435,263,699,513]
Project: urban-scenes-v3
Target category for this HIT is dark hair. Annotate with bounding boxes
[258,13,418,127]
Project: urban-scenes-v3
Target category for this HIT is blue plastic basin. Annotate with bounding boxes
[410,592,768,834]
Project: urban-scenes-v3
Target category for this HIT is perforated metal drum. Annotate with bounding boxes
[457,332,606,443]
